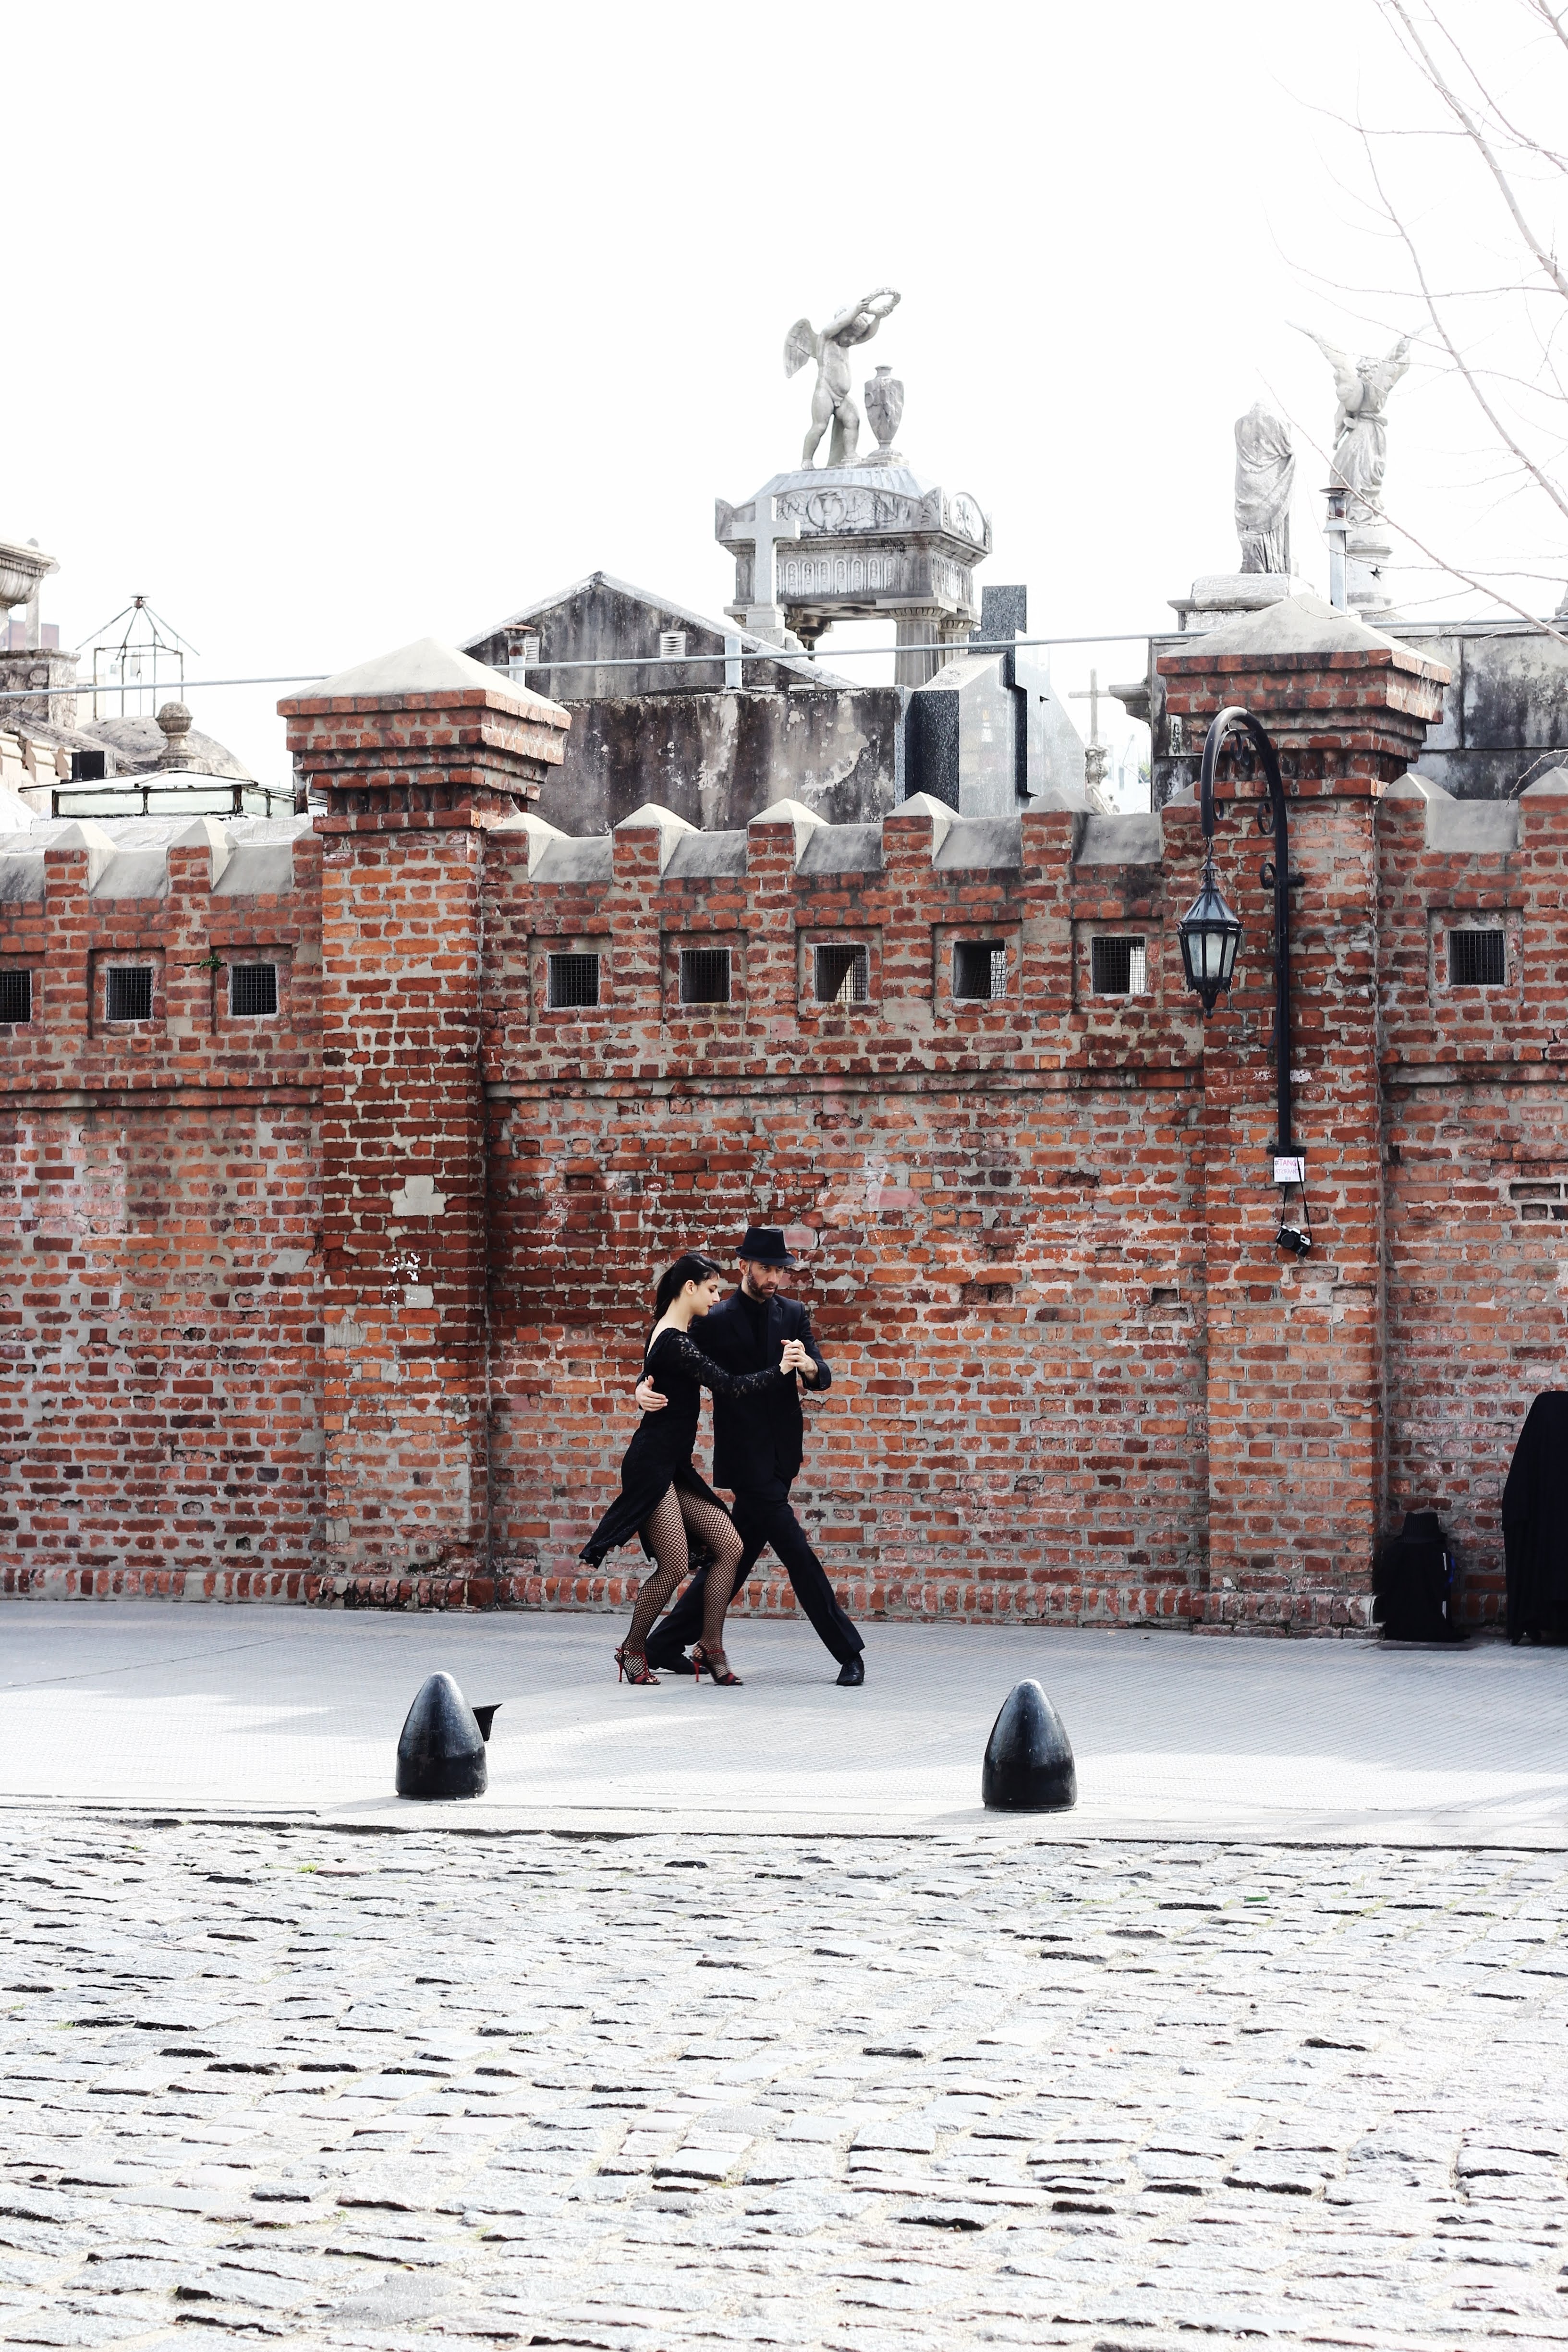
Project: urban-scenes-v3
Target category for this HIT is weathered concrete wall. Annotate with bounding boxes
[533,689,899,836]
[464,572,899,835]
[1394,622,1568,801]
[1148,617,1568,808]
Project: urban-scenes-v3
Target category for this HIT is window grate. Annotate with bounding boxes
[814,943,869,1005]
[0,971,32,1023]
[954,939,1008,1001]
[679,946,731,1005]
[105,966,152,1022]
[658,630,688,659]
[547,951,601,1009]
[229,963,279,1018]
[1091,936,1147,996]
[1448,928,1506,987]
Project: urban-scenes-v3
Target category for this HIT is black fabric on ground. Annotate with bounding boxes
[1502,1390,1568,1642]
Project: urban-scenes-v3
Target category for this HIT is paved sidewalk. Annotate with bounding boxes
[0,1816,1565,2350]
[1,1602,1566,1843]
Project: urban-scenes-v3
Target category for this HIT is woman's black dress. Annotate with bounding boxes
[1502,1390,1568,1641]
[580,1325,782,1569]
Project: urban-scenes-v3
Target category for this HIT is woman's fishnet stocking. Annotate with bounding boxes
[625,1486,744,1659]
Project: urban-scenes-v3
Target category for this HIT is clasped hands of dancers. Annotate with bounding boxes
[580,1227,866,1688]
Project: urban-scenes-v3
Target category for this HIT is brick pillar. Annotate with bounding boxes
[1158,601,1448,1631]
[280,641,568,1604]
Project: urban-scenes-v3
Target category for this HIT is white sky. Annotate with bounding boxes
[6,0,1564,793]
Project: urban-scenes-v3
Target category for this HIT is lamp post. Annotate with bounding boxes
[1177,704,1301,1161]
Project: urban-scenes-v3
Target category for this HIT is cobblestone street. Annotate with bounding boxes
[1,1813,1566,2350]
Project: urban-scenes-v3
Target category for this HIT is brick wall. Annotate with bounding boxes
[4,607,1564,1631]
[0,817,325,1598]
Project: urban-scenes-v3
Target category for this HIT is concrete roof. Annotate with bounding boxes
[82,713,254,782]
[0,812,310,901]
[297,637,568,716]
[460,570,856,691]
[1191,591,1410,660]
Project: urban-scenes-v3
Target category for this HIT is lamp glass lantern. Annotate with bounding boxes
[1178,852,1243,1013]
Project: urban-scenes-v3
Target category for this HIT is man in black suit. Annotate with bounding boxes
[637,1228,865,1684]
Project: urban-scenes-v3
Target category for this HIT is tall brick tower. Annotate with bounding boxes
[280,641,569,1603]
[1158,595,1449,1629]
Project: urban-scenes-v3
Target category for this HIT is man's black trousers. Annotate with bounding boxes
[644,1484,863,1667]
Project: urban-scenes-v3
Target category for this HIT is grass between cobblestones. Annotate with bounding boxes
[0,1816,1564,2349]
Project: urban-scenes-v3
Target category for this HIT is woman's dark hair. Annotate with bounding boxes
[654,1252,725,1319]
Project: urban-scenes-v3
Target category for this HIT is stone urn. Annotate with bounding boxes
[863,365,904,460]
[157,701,197,771]
[0,539,57,614]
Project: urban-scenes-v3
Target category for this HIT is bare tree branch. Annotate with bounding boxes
[1523,0,1568,65]
[1360,133,1568,525]
[1376,0,1568,300]
[1261,379,1568,646]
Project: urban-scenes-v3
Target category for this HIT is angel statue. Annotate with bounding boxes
[785,289,900,468]
[1234,403,1295,575]
[1300,329,1412,523]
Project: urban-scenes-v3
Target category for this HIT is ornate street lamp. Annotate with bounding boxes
[1176,852,1243,1013]
[1177,705,1304,1217]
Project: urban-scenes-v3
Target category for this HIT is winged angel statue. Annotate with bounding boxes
[785,288,900,468]
[1301,329,1412,522]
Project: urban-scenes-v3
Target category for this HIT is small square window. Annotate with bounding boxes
[0,971,32,1023]
[547,951,601,1009]
[1091,936,1147,997]
[229,963,279,1018]
[1448,928,1506,987]
[814,943,869,1004]
[679,946,731,1005]
[954,940,1008,1001]
[105,966,152,1022]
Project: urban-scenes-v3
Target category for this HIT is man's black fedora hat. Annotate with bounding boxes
[738,1226,796,1266]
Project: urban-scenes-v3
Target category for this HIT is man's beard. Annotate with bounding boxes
[741,1271,780,1301]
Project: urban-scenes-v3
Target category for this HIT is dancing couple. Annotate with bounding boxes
[580,1227,865,1688]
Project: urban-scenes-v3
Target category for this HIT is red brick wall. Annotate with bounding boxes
[482,799,1212,1623]
[9,623,1564,1633]
[1378,773,1568,1624]
[0,823,325,1599]
[1158,634,1446,1628]
[283,661,566,1609]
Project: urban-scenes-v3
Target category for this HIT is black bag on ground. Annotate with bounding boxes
[1374,1510,1465,1643]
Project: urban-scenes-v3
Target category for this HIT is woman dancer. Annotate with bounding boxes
[581,1252,797,1687]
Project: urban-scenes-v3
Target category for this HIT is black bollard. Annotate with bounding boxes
[395,1673,488,1801]
[981,1678,1077,1812]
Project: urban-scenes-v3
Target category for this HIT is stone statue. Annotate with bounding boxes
[1301,330,1412,523]
[1234,403,1295,574]
[784,289,900,468]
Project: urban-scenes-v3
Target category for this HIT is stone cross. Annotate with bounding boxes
[741,494,801,620]
[1070,669,1113,806]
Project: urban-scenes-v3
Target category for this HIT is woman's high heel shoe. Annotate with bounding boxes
[692,1642,743,1686]
[615,1646,660,1685]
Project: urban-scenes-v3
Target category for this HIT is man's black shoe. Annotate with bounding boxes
[836,1657,865,1686]
[646,1650,692,1676]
